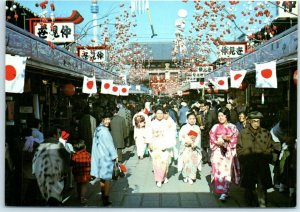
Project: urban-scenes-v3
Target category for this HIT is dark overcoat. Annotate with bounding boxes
[110,115,126,149]
[236,126,274,190]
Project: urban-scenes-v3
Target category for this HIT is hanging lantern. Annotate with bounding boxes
[238,82,249,90]
[63,83,76,96]
[293,70,298,85]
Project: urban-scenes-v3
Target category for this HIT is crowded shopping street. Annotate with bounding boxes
[4,0,298,209]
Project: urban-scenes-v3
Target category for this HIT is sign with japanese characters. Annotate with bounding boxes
[186,65,214,82]
[34,22,75,43]
[78,48,106,63]
[218,42,247,59]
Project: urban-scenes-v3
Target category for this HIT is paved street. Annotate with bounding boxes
[63,145,292,208]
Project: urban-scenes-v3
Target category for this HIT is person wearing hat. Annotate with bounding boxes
[237,111,274,207]
[90,112,118,206]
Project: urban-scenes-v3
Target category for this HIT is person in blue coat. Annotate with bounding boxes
[90,112,118,206]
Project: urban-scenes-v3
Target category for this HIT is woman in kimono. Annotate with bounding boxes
[149,106,170,188]
[163,108,178,164]
[90,112,118,206]
[133,114,151,159]
[209,107,240,201]
[178,113,202,185]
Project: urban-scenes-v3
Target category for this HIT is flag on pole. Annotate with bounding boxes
[5,54,27,93]
[82,76,97,94]
[110,84,120,96]
[119,85,130,96]
[255,60,277,88]
[214,77,229,90]
[230,70,247,88]
[100,79,113,94]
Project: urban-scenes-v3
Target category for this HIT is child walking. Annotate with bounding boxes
[71,140,91,205]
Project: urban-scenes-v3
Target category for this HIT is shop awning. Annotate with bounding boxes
[6,22,118,80]
[206,24,298,78]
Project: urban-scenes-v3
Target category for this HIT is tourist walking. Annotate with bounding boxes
[90,112,118,206]
[237,111,273,207]
[178,113,202,185]
[149,106,170,188]
[209,107,240,201]
[71,140,91,205]
[133,113,150,159]
[163,109,178,164]
[110,108,127,162]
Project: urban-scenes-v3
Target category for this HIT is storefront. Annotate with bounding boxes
[206,24,297,130]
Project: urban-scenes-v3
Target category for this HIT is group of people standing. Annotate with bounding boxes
[12,96,296,208]
[130,98,296,207]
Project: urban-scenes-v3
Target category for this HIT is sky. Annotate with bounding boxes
[15,0,281,63]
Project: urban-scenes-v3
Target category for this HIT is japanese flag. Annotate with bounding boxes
[100,79,113,94]
[199,78,208,88]
[190,81,206,89]
[119,85,131,96]
[5,54,27,93]
[109,84,120,96]
[230,70,247,88]
[214,77,229,90]
[255,60,277,88]
[82,76,97,94]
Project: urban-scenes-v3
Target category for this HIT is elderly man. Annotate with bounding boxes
[236,111,274,207]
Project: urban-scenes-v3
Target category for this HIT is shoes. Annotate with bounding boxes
[163,178,168,184]
[156,182,162,188]
[188,178,194,185]
[102,195,112,206]
[219,193,228,201]
[183,178,188,183]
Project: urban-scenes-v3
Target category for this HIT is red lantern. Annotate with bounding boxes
[294,70,298,85]
[63,83,76,96]
[213,88,218,93]
[238,82,249,90]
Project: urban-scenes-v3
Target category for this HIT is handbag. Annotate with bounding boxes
[112,161,121,180]
[112,162,126,180]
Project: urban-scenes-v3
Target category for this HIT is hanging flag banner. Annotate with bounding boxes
[230,70,247,88]
[255,60,277,88]
[82,76,97,94]
[5,54,27,93]
[119,85,131,96]
[110,84,120,96]
[100,79,113,94]
[190,80,207,89]
[214,77,229,90]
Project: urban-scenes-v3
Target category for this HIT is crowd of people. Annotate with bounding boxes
[5,96,297,207]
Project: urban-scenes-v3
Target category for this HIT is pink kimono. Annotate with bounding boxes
[209,123,240,195]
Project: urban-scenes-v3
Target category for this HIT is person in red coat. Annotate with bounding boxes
[71,140,91,205]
